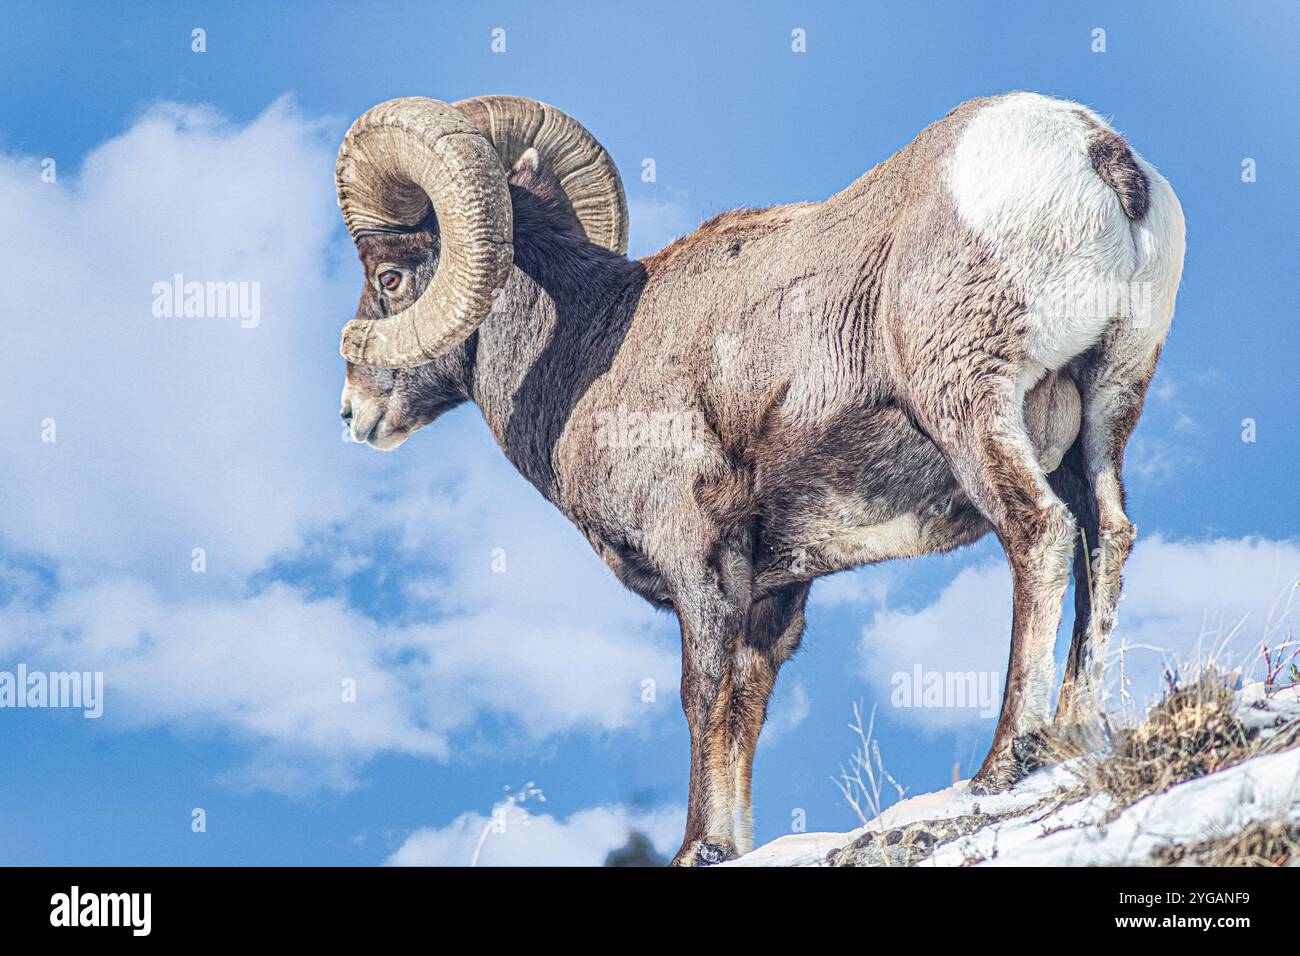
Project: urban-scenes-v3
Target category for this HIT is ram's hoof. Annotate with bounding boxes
[970,733,1053,794]
[670,838,738,867]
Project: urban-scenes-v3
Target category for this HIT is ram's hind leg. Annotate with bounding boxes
[1053,163,1183,724]
[1052,339,1162,727]
[911,366,1076,794]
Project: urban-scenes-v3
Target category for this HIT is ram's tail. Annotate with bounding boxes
[1086,128,1150,221]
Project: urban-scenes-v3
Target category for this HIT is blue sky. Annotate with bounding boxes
[0,1,1296,865]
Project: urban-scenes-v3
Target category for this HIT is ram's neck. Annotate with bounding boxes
[469,186,646,500]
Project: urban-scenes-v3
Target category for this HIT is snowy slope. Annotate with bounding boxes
[731,684,1300,867]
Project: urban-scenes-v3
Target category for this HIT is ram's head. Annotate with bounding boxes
[336,95,627,449]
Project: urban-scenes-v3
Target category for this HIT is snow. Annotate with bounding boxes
[951,745,1300,867]
[729,684,1300,867]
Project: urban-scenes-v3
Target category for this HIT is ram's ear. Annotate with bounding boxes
[507,147,585,237]
[509,147,562,201]
[511,147,541,176]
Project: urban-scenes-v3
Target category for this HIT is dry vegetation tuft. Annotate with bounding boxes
[1152,818,1300,867]
[1075,671,1261,812]
[829,660,1300,867]
[1013,667,1300,821]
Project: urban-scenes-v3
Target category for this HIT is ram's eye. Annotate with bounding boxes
[377,269,403,292]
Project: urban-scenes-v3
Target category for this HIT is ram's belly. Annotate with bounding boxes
[813,512,927,565]
[769,497,990,586]
[753,406,992,591]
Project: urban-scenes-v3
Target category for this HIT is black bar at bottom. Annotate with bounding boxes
[0,865,1288,940]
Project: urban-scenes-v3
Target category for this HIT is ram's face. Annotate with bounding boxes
[340,231,455,451]
[333,95,627,451]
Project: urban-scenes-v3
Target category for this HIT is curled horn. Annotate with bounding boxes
[335,97,513,368]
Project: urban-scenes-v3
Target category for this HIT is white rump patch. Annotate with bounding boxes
[947,93,1175,370]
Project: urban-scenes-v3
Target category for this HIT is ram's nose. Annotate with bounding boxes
[339,394,382,444]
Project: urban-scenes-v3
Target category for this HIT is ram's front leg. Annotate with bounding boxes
[670,582,804,865]
[727,582,810,854]
[669,545,759,867]
[672,597,746,867]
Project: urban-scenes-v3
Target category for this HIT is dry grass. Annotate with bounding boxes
[833,702,906,831]
[1152,818,1300,867]
[829,653,1300,867]
[1038,668,1300,820]
[1083,672,1252,808]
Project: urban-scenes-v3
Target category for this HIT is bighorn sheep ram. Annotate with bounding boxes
[336,92,1184,865]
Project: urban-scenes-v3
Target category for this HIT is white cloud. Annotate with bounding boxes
[1110,536,1300,689]
[858,562,1012,731]
[385,800,685,867]
[0,579,444,765]
[0,96,361,588]
[1126,430,1199,485]
[1124,369,1202,484]
[856,536,1300,730]
[0,504,679,791]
